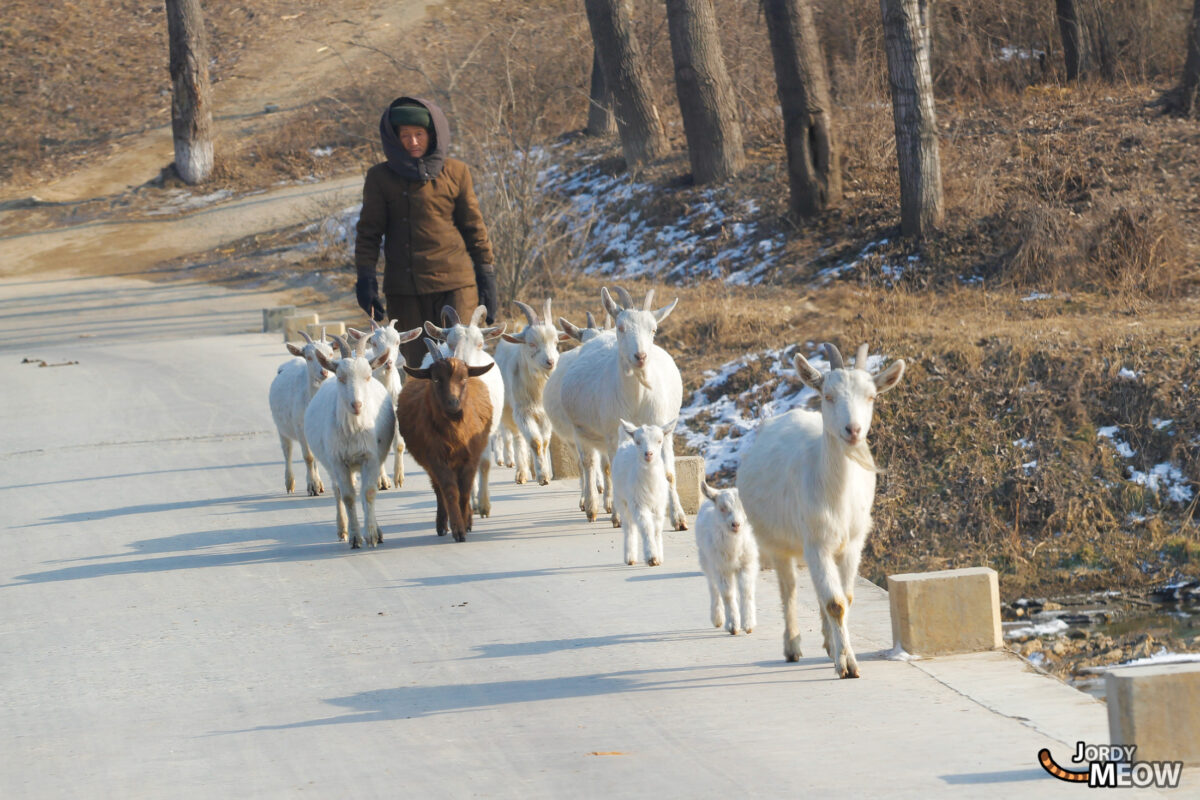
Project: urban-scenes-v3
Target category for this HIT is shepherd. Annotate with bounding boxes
[353,96,500,368]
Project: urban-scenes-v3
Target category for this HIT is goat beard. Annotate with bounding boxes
[846,440,884,474]
[625,363,654,391]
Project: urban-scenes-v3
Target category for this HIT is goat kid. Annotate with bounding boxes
[737,342,905,678]
[611,419,676,566]
[695,482,758,635]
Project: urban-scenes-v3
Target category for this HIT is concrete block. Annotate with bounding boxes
[887,567,1002,656]
[262,306,296,333]
[549,434,579,480]
[282,313,319,343]
[674,455,704,516]
[307,321,345,340]
[1106,663,1200,765]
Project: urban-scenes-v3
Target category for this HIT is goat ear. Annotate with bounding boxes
[480,323,506,339]
[793,353,824,391]
[346,327,365,341]
[369,349,390,370]
[403,365,431,380]
[661,417,678,435]
[701,481,719,501]
[315,349,339,373]
[618,418,638,438]
[652,297,679,324]
[557,330,573,342]
[397,326,423,344]
[286,342,304,357]
[601,287,623,319]
[874,359,906,394]
[424,320,447,340]
[501,331,524,344]
[466,362,494,378]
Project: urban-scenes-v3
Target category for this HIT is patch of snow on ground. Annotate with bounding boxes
[1127,463,1195,504]
[1004,618,1069,639]
[1117,367,1143,380]
[542,162,783,284]
[1097,426,1136,459]
[146,188,233,215]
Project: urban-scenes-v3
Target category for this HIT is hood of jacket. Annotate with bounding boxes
[380,96,450,181]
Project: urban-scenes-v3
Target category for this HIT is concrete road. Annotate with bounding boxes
[1,274,1192,798]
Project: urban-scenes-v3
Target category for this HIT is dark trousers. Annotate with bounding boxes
[387,286,479,367]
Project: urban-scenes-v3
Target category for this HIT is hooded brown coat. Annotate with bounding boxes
[354,96,494,296]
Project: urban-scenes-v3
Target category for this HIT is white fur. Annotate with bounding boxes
[268,332,333,496]
[695,483,758,635]
[493,297,567,485]
[610,419,674,566]
[303,336,397,549]
[544,314,613,512]
[349,320,421,491]
[422,306,506,517]
[736,342,905,678]
[559,288,686,529]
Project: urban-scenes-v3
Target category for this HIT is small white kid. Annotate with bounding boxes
[695,481,758,634]
[611,419,675,566]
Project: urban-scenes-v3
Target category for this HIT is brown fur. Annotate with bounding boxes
[398,357,494,542]
[825,600,846,626]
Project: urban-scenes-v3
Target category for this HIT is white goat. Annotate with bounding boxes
[610,419,675,566]
[423,305,506,517]
[737,342,905,678]
[695,482,758,635]
[493,298,569,485]
[347,319,421,490]
[303,334,396,549]
[544,312,614,511]
[559,287,686,529]
[268,330,334,496]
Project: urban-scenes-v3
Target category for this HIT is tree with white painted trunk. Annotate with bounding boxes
[165,0,214,184]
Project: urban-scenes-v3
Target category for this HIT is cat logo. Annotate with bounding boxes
[1038,743,1184,789]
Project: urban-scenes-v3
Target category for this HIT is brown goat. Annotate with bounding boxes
[399,342,495,542]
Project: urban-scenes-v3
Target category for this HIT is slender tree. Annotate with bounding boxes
[583,0,669,167]
[761,0,842,217]
[585,49,617,137]
[663,0,745,183]
[165,0,214,184]
[1166,0,1200,116]
[1054,0,1090,81]
[880,0,943,238]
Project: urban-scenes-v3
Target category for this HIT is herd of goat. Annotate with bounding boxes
[268,286,906,678]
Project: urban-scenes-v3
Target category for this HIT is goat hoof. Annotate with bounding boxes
[648,557,661,567]
[744,627,754,634]
[437,528,447,537]
[338,531,348,542]
[838,665,861,679]
[585,512,596,522]
[625,558,637,566]
[785,652,801,663]
[729,629,738,636]
[675,519,688,531]
[453,530,467,543]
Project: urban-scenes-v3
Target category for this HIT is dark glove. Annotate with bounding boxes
[355,275,386,322]
[474,263,498,324]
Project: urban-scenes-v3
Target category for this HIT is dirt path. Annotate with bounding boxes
[6,0,427,204]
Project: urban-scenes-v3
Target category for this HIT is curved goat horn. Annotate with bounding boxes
[332,335,352,359]
[424,337,444,362]
[614,287,635,308]
[543,297,553,324]
[299,330,314,344]
[823,343,844,370]
[585,310,596,329]
[855,343,869,369]
[470,306,487,327]
[514,300,539,326]
[441,306,461,327]
[643,288,655,311]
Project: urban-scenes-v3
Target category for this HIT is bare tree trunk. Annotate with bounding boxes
[585,49,617,137]
[664,0,745,183]
[761,0,842,217]
[880,0,943,238]
[1054,0,1090,81]
[166,0,214,184]
[583,0,669,167]
[1166,0,1200,115]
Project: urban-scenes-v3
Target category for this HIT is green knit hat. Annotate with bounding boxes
[389,104,432,130]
